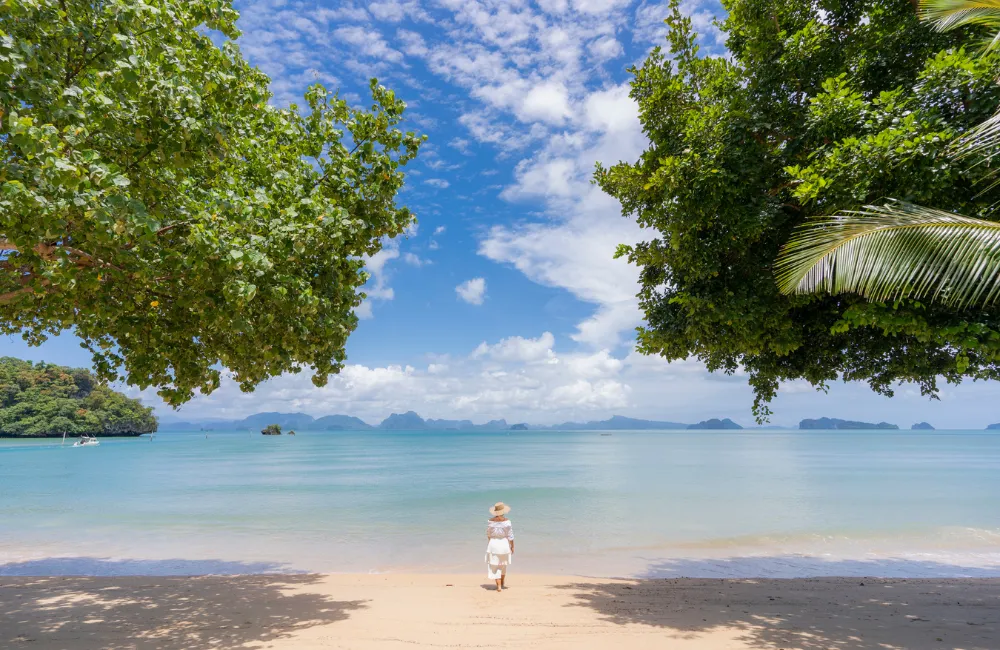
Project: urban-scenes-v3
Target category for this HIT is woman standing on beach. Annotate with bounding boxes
[486,502,514,592]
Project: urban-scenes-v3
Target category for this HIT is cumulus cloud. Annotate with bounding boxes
[425,178,451,188]
[482,82,648,347]
[402,252,430,266]
[456,277,487,305]
[588,35,624,61]
[473,332,557,363]
[125,331,1000,428]
[368,0,432,23]
[143,333,741,425]
[355,241,401,319]
[334,25,404,63]
[449,138,472,154]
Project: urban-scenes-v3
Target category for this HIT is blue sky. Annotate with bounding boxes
[4,0,1000,428]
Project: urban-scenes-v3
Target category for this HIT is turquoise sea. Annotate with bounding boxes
[1,429,998,578]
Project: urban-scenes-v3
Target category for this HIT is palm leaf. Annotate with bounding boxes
[921,0,1000,52]
[775,202,1000,308]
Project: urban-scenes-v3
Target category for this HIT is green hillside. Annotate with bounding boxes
[0,358,157,437]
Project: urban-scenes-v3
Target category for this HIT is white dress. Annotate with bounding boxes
[485,519,514,579]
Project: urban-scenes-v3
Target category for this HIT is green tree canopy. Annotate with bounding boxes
[598,0,1000,419]
[1,0,423,405]
[0,356,156,436]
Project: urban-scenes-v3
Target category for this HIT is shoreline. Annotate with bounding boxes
[0,432,150,439]
[4,545,1000,579]
[2,573,997,649]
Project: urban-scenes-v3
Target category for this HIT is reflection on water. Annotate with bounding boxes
[1,430,998,576]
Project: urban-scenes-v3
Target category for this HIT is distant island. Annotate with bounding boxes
[688,418,743,430]
[799,418,899,430]
[0,357,157,438]
[156,410,987,434]
[159,412,737,432]
[534,415,689,430]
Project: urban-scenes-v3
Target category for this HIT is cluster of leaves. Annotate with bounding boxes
[1,0,423,405]
[0,356,156,436]
[598,0,1000,419]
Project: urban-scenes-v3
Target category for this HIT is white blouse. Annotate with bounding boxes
[486,519,514,540]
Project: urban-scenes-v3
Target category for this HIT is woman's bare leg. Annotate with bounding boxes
[500,567,506,589]
[495,577,502,591]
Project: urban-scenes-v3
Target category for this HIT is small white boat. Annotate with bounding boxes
[72,435,100,447]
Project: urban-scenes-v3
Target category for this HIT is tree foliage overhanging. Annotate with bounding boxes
[0,0,423,405]
[598,0,1000,419]
[0,356,157,436]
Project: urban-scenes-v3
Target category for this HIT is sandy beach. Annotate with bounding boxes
[2,574,997,649]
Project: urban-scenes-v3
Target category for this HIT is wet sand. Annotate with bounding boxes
[1,574,997,649]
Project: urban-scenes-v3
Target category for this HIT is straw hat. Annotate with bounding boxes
[489,502,511,517]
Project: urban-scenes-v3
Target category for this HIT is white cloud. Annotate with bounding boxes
[118,330,1000,429]
[312,4,369,23]
[357,238,404,319]
[397,29,429,56]
[149,334,730,425]
[433,226,447,235]
[473,332,557,363]
[402,252,430,266]
[537,0,570,14]
[456,277,487,305]
[588,36,624,61]
[482,82,647,347]
[474,79,574,125]
[449,138,471,154]
[334,26,404,63]
[572,0,634,14]
[520,80,574,124]
[582,83,640,133]
[369,0,432,22]
[425,178,450,188]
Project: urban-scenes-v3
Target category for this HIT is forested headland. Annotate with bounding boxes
[0,357,157,438]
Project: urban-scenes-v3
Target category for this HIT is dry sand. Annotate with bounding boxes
[1,574,997,649]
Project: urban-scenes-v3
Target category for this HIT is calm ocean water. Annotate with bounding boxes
[1,430,998,578]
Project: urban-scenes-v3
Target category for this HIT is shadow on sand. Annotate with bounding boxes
[0,559,365,649]
[558,557,1000,650]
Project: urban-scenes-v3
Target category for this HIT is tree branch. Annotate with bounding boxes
[0,287,33,304]
[63,19,160,86]
[310,139,367,192]
[153,221,189,237]
[122,221,190,250]
[0,280,51,305]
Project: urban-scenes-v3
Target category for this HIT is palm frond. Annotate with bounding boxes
[775,202,1000,308]
[951,110,1000,189]
[921,0,1000,51]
